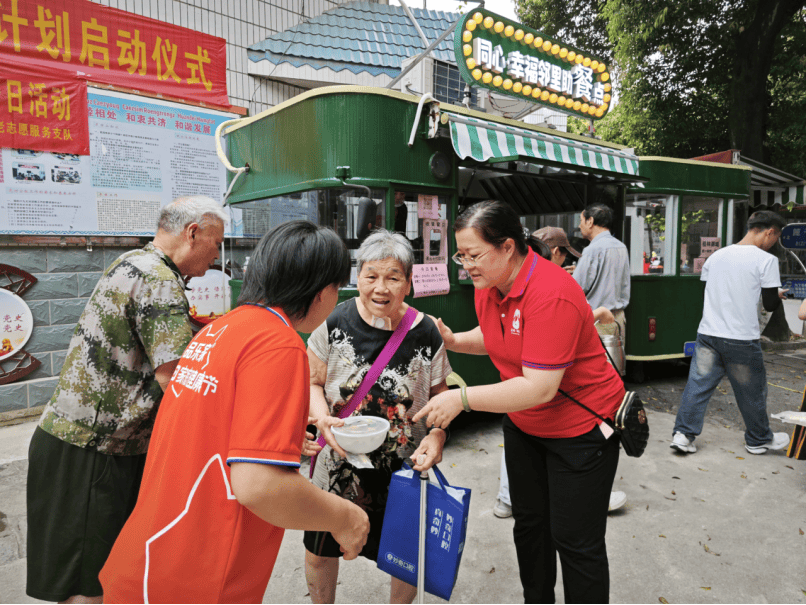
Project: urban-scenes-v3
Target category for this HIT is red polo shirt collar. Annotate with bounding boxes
[491,248,539,303]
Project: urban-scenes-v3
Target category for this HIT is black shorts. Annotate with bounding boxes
[303,502,388,562]
[26,427,146,601]
[303,463,399,561]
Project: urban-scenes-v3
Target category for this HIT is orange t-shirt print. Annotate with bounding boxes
[100,305,310,603]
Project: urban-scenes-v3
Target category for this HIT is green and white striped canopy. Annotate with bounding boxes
[739,154,805,207]
[443,112,639,177]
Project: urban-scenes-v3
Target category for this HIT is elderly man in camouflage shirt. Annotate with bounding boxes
[26,195,227,604]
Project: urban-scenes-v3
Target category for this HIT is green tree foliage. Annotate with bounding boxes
[516,0,806,173]
[766,14,806,177]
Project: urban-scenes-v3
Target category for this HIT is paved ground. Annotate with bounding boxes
[631,348,806,430]
[1,351,805,604]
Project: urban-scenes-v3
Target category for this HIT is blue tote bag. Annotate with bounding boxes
[376,464,471,601]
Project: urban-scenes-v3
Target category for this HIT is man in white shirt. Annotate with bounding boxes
[671,211,790,455]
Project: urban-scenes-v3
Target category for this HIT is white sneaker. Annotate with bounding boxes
[745,432,790,455]
[493,498,512,518]
[671,432,696,454]
[608,491,627,512]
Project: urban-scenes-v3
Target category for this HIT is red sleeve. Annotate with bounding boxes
[521,297,584,371]
[227,345,309,468]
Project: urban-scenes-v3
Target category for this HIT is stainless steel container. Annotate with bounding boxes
[600,323,626,376]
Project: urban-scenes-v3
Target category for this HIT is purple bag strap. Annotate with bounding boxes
[314,306,418,448]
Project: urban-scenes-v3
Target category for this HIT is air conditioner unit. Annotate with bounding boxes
[397,55,435,95]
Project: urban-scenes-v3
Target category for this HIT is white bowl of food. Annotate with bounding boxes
[331,416,390,454]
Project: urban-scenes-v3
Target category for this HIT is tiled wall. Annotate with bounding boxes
[1,246,124,413]
[0,244,252,414]
[93,0,352,114]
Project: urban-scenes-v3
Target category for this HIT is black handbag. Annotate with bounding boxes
[557,388,650,458]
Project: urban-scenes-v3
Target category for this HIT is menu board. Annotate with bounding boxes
[0,89,244,237]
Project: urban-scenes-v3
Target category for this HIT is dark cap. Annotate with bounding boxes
[533,226,581,258]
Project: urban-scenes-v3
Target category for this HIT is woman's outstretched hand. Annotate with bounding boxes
[412,389,464,430]
[428,316,456,349]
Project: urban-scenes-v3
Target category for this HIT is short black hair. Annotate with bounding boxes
[237,220,350,321]
[582,204,614,230]
[747,211,786,233]
[454,200,529,255]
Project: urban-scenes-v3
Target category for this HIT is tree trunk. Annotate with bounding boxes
[728,0,805,161]
[761,304,792,342]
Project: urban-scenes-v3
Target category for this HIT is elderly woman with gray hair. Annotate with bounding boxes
[303,229,451,604]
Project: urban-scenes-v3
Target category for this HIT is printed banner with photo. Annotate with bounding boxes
[1,89,243,237]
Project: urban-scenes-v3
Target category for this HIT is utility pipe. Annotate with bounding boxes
[409,93,435,147]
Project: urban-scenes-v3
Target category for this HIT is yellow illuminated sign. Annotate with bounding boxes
[454,9,612,119]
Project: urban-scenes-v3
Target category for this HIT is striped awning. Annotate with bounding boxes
[442,112,640,178]
[738,155,805,207]
[691,150,805,206]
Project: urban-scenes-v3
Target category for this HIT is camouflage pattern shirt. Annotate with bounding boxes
[39,243,193,456]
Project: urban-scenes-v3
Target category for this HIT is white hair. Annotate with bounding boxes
[356,229,414,279]
[157,195,229,234]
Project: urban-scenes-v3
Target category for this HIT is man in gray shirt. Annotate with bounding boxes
[573,203,630,374]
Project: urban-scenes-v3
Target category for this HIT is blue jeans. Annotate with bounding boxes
[673,333,773,447]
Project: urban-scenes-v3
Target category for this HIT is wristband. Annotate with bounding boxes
[460,386,471,412]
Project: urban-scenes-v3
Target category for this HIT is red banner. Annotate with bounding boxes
[0,0,229,110]
[0,62,89,154]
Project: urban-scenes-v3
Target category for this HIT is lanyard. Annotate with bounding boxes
[241,302,289,326]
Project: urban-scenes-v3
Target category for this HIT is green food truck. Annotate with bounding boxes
[217,82,751,384]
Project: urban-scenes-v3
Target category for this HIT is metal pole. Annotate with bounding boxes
[418,467,428,604]
[386,19,462,90]
[788,249,806,275]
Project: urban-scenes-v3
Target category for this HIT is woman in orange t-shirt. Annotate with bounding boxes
[99,221,370,604]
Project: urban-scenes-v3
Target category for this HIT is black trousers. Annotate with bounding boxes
[503,416,620,604]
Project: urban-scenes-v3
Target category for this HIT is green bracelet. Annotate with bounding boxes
[460,386,471,412]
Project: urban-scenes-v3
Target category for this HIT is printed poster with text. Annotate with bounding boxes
[1,89,243,237]
[412,264,450,298]
[423,219,448,264]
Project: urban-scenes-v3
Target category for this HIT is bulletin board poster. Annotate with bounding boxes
[423,218,448,264]
[0,89,244,237]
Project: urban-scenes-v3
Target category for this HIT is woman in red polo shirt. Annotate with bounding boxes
[413,201,625,604]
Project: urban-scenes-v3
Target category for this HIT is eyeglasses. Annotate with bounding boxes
[451,248,494,267]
